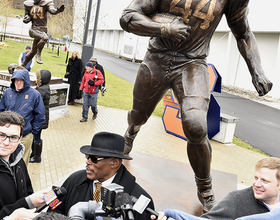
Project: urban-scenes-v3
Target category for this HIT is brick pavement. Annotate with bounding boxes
[27,104,267,192]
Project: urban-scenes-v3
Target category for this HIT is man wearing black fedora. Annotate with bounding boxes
[51,132,154,220]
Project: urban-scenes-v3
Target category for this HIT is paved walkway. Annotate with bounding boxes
[28,103,267,192]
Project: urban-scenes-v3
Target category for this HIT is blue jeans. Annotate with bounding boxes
[82,90,99,120]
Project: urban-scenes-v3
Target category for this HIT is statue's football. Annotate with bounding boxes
[150,13,179,23]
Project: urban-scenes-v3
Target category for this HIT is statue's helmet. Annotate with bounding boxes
[8,63,18,74]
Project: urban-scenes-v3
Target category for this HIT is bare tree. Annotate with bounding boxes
[0,0,13,40]
[47,0,108,53]
[72,0,88,44]
[72,0,107,45]
[48,3,74,55]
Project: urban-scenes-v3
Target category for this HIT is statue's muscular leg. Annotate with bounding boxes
[21,39,38,68]
[36,32,49,64]
[174,62,216,212]
[124,110,146,154]
[182,106,215,212]
[124,62,168,154]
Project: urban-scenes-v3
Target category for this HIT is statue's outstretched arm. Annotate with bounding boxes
[227,3,272,96]
[47,1,65,15]
[120,0,190,42]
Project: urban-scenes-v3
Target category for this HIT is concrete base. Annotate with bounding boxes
[50,106,69,120]
[212,113,240,143]
[62,78,83,105]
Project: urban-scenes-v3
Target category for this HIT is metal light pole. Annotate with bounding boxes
[91,0,101,49]
[81,0,102,67]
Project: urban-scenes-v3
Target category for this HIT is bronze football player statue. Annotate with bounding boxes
[21,0,65,67]
[120,0,273,213]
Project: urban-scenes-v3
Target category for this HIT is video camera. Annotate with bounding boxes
[101,183,135,219]
[100,85,107,96]
[68,183,156,220]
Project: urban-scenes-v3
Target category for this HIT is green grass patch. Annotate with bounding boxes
[98,70,134,111]
[9,8,25,17]
[232,137,269,156]
[0,39,69,78]
[0,39,164,116]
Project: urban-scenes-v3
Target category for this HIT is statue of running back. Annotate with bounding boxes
[120,0,273,213]
[21,0,65,67]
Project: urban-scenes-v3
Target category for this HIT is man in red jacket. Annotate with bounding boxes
[79,62,104,122]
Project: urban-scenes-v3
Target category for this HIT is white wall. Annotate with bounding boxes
[207,32,280,99]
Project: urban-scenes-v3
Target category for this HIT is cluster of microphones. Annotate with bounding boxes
[39,183,159,220]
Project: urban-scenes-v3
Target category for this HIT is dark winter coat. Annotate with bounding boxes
[66,57,83,100]
[0,143,34,218]
[201,187,269,219]
[52,164,154,220]
[0,70,45,137]
[95,62,105,87]
[36,69,51,129]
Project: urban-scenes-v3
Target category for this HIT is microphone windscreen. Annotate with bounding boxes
[123,193,133,205]
[54,187,67,197]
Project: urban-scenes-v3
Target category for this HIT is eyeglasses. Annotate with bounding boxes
[0,132,20,143]
[85,155,110,164]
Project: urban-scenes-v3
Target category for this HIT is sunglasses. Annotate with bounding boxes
[85,155,111,163]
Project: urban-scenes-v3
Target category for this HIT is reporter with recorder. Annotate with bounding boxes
[0,111,46,219]
[50,131,154,220]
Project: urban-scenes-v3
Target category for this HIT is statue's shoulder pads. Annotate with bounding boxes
[23,0,34,7]
[40,0,53,6]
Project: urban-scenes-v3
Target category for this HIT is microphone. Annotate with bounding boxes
[36,187,67,212]
[122,193,134,220]
[130,195,158,217]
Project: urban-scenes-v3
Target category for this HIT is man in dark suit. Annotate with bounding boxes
[52,132,154,220]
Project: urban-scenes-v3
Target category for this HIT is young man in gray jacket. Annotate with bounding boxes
[152,157,280,220]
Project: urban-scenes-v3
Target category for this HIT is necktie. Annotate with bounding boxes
[93,182,102,202]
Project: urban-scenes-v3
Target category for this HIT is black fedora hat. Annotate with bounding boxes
[80,132,132,160]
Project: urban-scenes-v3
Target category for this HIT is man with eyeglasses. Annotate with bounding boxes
[0,111,46,219]
[51,131,154,220]
[0,69,45,166]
